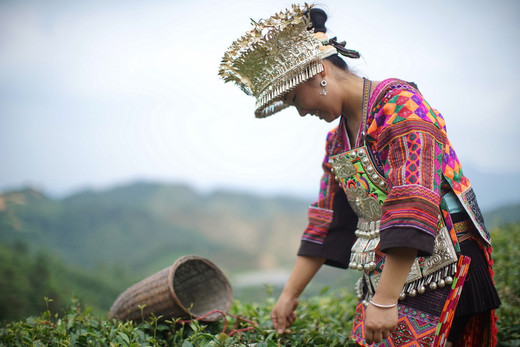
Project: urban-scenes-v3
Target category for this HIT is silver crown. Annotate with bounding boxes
[219,3,337,118]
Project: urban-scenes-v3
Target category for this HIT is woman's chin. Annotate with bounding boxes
[322,113,341,123]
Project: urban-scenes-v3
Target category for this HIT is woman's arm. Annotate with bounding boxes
[364,88,445,342]
[271,255,326,334]
[364,247,418,344]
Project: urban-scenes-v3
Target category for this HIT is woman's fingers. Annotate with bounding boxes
[271,314,286,333]
[365,328,392,345]
[365,330,374,345]
[366,330,383,344]
[382,330,390,340]
[271,295,300,334]
[373,330,384,344]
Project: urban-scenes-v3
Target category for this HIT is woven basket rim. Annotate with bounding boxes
[167,254,233,319]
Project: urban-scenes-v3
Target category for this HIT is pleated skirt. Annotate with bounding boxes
[454,230,501,316]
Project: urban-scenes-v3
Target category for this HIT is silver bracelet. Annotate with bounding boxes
[369,299,398,309]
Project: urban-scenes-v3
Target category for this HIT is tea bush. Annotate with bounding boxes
[0,289,358,346]
[2,223,519,346]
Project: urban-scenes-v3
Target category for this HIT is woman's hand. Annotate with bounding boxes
[363,247,417,344]
[270,255,325,334]
[271,292,299,334]
[364,303,398,344]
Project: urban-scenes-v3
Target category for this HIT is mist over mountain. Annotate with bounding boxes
[1,178,517,272]
[461,163,520,212]
[0,182,311,275]
[0,180,518,321]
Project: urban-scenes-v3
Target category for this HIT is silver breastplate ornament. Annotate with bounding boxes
[329,146,459,304]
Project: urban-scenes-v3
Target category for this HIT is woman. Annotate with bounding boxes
[219,4,500,346]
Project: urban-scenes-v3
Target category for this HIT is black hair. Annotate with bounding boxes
[308,8,349,71]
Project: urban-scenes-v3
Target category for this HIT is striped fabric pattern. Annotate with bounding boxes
[302,207,334,244]
[381,184,441,238]
[436,256,472,346]
[301,125,348,244]
[368,88,445,238]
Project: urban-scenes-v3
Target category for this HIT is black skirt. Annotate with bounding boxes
[448,232,501,341]
[454,238,501,316]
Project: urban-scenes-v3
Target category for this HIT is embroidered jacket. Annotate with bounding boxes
[297,78,497,346]
[298,78,490,268]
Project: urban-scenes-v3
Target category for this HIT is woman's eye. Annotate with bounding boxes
[284,93,296,106]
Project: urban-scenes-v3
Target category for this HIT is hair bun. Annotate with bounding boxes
[309,8,328,33]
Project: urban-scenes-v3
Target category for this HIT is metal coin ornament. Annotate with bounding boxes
[330,145,459,305]
[320,80,327,95]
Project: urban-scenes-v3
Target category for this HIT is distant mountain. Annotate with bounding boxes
[1,181,518,275]
[1,182,519,319]
[461,164,520,212]
[484,203,520,228]
[0,182,309,277]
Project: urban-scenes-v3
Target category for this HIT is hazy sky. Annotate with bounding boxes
[1,0,519,199]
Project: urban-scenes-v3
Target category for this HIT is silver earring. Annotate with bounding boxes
[320,80,327,95]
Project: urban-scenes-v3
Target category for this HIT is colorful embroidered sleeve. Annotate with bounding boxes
[367,88,447,255]
[297,128,357,268]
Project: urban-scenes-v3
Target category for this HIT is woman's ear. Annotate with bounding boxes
[320,61,328,78]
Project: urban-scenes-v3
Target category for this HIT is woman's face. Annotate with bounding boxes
[283,75,342,123]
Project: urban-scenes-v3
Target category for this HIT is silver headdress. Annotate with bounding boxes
[218,3,339,118]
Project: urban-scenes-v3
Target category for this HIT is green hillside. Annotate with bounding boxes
[484,203,520,228]
[0,183,313,321]
[1,223,519,345]
[0,183,309,274]
[0,182,519,323]
[0,242,126,322]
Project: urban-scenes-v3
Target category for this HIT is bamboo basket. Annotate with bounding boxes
[109,255,233,322]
